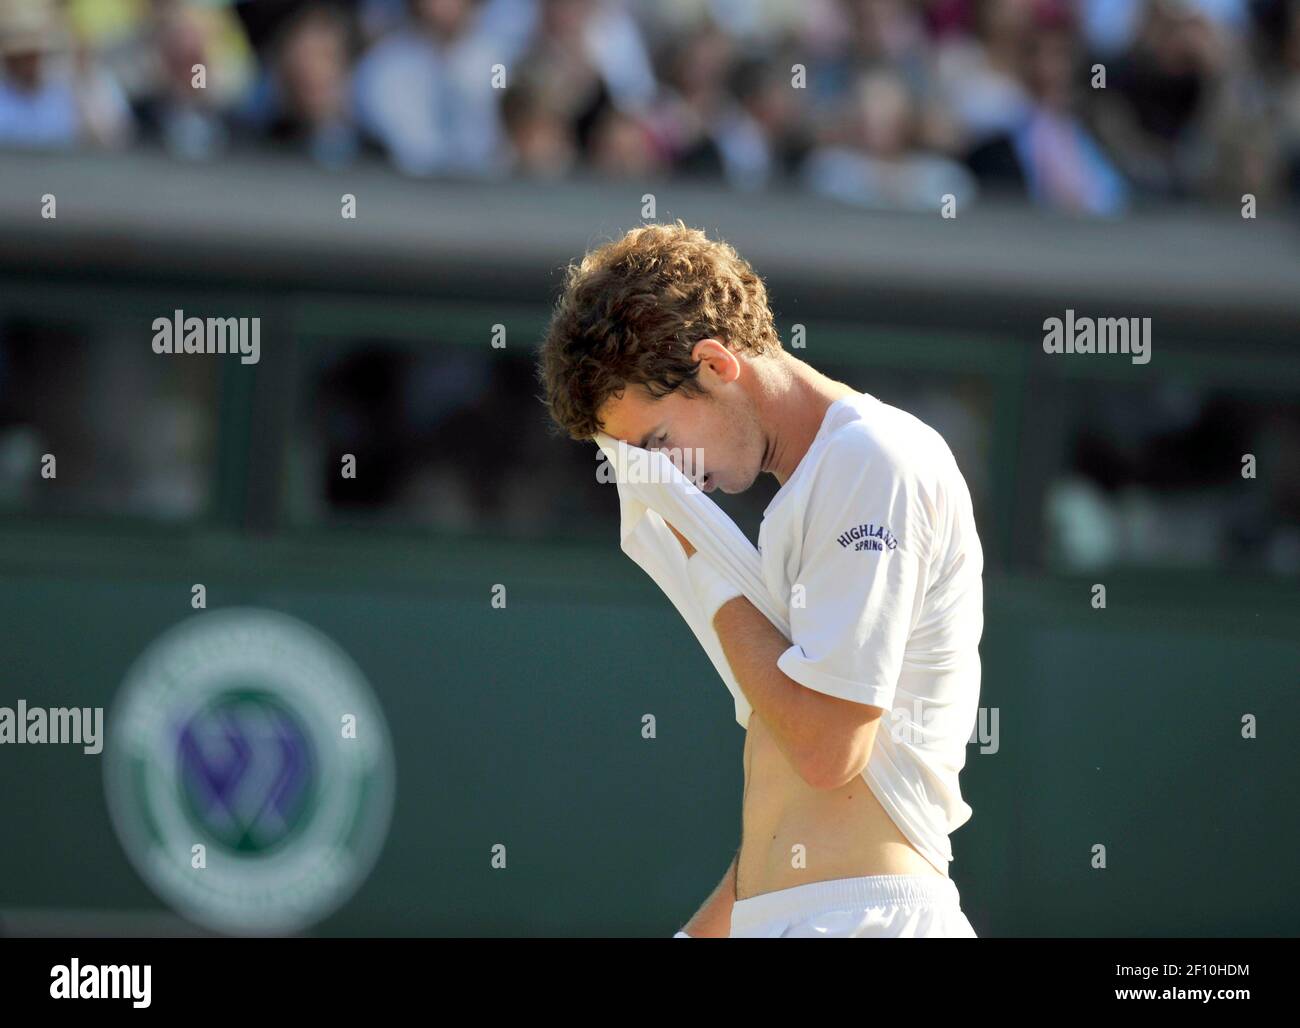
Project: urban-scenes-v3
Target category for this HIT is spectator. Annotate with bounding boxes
[130,2,242,161]
[588,103,666,176]
[262,5,364,168]
[0,0,130,150]
[1090,0,1227,198]
[713,53,813,189]
[501,72,578,177]
[643,36,811,188]
[352,0,507,176]
[0,0,1292,215]
[508,0,658,165]
[936,0,1035,147]
[508,0,613,163]
[801,67,977,210]
[1012,10,1129,215]
[643,20,737,178]
[809,0,941,122]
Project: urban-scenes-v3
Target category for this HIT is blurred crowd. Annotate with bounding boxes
[2,0,1299,214]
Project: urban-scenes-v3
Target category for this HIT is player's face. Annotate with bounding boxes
[596,379,766,494]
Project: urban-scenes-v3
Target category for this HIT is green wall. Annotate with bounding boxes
[1,527,1296,936]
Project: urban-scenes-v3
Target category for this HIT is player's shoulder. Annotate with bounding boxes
[815,393,950,484]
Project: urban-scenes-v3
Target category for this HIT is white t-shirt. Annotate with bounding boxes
[759,391,984,875]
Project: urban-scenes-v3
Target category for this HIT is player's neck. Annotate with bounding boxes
[757,357,858,486]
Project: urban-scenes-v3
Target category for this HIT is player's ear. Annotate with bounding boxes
[691,338,740,384]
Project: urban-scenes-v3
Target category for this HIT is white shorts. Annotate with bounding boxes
[729,874,977,938]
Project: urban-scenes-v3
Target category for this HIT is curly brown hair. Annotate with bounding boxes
[536,220,781,440]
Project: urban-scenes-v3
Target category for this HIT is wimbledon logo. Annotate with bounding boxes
[103,608,396,935]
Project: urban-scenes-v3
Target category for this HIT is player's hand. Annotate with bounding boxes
[665,521,696,558]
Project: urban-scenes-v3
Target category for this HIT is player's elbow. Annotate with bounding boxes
[791,691,881,790]
[797,760,841,791]
[797,739,867,791]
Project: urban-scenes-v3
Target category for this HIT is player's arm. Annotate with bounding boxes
[678,849,738,938]
[666,522,866,785]
[679,431,931,790]
[709,597,881,790]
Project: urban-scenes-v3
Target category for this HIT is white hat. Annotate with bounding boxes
[0,0,67,57]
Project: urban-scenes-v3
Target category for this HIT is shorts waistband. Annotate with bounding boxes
[731,875,962,936]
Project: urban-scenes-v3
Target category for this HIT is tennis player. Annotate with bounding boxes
[538,222,983,938]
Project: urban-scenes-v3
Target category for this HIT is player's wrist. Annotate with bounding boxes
[686,551,743,625]
[672,929,694,938]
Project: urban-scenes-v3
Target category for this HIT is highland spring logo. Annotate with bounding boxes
[152,309,260,364]
[1042,309,1151,365]
[836,522,898,552]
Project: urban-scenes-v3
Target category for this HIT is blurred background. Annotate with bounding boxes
[0,0,1297,937]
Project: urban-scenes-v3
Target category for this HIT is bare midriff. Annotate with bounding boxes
[736,710,943,901]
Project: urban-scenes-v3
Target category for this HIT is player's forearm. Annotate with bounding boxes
[712,596,824,774]
[681,851,738,938]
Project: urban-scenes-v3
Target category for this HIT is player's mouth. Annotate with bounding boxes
[701,472,714,493]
